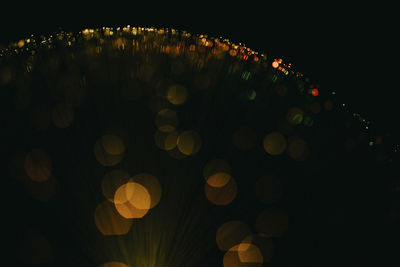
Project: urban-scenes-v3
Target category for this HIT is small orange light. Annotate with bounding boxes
[272,61,279,68]
[311,88,319,96]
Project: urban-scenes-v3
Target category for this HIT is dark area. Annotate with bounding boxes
[2,4,398,266]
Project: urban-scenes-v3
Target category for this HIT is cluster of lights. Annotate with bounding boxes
[2,25,398,266]
[1,26,397,161]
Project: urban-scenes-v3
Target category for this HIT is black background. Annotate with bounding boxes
[2,3,398,266]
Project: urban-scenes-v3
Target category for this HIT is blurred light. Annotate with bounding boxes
[17,40,25,48]
[166,84,188,105]
[369,141,374,146]
[114,182,151,219]
[112,38,127,50]
[311,88,319,96]
[241,71,251,80]
[101,134,126,155]
[154,130,178,151]
[216,220,252,251]
[287,136,310,161]
[94,200,133,235]
[177,130,202,155]
[240,234,275,263]
[205,176,237,206]
[101,262,130,267]
[101,169,130,203]
[272,61,279,68]
[206,172,232,188]
[302,116,313,127]
[155,109,179,133]
[167,146,188,159]
[247,89,256,100]
[263,132,287,156]
[223,245,262,267]
[94,137,124,166]
[203,159,231,179]
[24,148,52,182]
[237,243,263,263]
[286,107,304,125]
[129,173,162,209]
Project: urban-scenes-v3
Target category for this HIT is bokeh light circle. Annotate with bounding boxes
[101,169,130,203]
[24,148,52,182]
[155,108,179,133]
[129,173,162,209]
[166,84,188,105]
[216,220,252,251]
[114,182,151,219]
[263,132,287,156]
[94,200,133,236]
[177,130,202,155]
[287,136,310,161]
[205,176,237,206]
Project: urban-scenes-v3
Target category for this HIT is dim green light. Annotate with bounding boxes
[241,71,251,80]
[247,89,256,100]
[304,116,313,127]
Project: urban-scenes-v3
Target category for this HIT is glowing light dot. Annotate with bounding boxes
[247,89,256,100]
[311,88,319,96]
[272,61,279,68]
[263,132,287,156]
[18,40,25,48]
